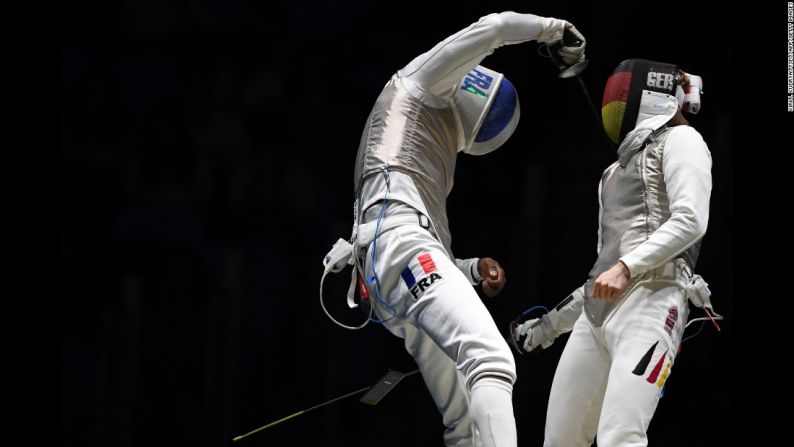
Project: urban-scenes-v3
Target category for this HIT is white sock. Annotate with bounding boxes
[469,377,517,447]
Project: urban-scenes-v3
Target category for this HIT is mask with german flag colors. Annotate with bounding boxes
[601,59,686,145]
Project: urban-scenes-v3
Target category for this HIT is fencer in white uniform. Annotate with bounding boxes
[343,12,585,447]
[512,59,719,446]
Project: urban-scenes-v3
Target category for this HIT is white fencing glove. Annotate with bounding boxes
[536,18,586,65]
[558,25,586,65]
[515,316,556,352]
[511,285,585,354]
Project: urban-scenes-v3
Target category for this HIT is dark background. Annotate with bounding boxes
[61,1,735,445]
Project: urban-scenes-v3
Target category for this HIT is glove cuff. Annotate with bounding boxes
[539,313,560,340]
[455,257,482,285]
[537,17,568,43]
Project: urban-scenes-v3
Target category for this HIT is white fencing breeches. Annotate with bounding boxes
[544,261,690,447]
[363,223,516,447]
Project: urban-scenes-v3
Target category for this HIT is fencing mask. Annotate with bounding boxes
[601,59,703,145]
[455,65,520,156]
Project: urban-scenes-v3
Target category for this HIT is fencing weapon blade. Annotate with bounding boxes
[544,30,615,152]
[232,368,419,442]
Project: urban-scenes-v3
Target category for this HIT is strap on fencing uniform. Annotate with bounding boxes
[684,274,723,328]
[319,212,433,316]
[320,237,356,304]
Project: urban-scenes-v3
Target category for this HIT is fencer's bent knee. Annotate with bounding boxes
[466,351,516,390]
[470,373,514,388]
[466,340,517,390]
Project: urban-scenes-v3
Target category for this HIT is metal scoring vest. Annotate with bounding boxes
[584,126,702,326]
[354,73,460,257]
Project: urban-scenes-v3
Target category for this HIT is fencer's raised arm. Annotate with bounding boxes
[402,12,585,99]
[619,127,712,277]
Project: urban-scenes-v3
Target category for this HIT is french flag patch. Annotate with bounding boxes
[401,253,443,300]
